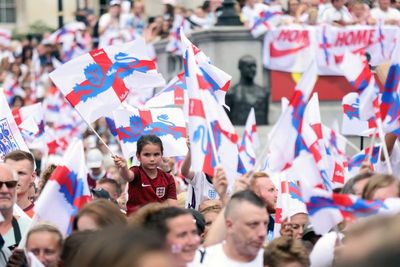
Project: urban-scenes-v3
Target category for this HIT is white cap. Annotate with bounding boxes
[86,148,103,169]
[163,0,176,6]
[109,0,121,6]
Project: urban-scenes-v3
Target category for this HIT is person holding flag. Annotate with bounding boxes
[113,135,177,215]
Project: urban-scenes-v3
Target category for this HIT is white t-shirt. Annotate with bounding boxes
[185,172,218,210]
[241,3,269,25]
[370,7,400,22]
[320,6,353,23]
[3,215,31,249]
[199,243,264,267]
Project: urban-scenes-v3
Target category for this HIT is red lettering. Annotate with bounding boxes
[277,30,309,44]
[334,29,376,47]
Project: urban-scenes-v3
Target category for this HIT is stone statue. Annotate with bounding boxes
[226,55,269,125]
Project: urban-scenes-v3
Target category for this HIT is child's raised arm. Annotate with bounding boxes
[112,155,135,182]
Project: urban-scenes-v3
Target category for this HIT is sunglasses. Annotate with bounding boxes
[0,181,18,189]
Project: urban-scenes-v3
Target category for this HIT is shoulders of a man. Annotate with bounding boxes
[201,243,263,266]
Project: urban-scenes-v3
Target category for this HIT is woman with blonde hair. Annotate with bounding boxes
[362,174,400,200]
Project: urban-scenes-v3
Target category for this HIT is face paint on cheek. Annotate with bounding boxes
[171,244,183,254]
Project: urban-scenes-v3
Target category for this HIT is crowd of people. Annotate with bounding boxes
[0,0,400,267]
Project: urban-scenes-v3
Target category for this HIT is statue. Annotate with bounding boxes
[226,55,269,125]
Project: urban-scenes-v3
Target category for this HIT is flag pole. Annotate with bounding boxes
[367,130,377,163]
[73,108,115,157]
[377,121,393,174]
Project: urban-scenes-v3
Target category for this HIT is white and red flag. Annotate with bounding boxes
[0,28,11,47]
[182,33,241,186]
[0,91,29,161]
[113,106,187,159]
[146,72,187,108]
[250,5,283,38]
[34,139,91,236]
[238,108,259,172]
[49,38,165,123]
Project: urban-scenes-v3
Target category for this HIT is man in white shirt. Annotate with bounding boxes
[200,190,268,266]
[320,0,353,25]
[370,0,400,25]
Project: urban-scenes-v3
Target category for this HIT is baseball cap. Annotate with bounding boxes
[91,188,111,199]
[86,148,103,169]
[188,209,205,235]
[109,0,121,6]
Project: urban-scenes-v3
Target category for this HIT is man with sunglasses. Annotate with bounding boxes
[0,163,31,250]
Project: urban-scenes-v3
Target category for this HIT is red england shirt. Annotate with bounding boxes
[126,166,177,215]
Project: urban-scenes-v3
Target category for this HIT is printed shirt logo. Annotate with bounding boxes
[156,187,166,198]
[0,118,19,160]
[208,189,217,199]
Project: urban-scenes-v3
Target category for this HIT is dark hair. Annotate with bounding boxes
[61,230,97,266]
[264,236,310,267]
[136,135,164,155]
[342,172,374,194]
[73,199,126,230]
[38,164,57,194]
[143,207,191,238]
[5,150,35,171]
[225,190,265,218]
[68,228,167,267]
[188,209,206,235]
[362,174,399,200]
[97,177,122,197]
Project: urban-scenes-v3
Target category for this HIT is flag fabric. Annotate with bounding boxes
[381,42,400,134]
[274,171,307,238]
[0,91,29,161]
[267,61,318,172]
[305,188,400,234]
[34,139,91,236]
[238,108,259,172]
[146,72,187,108]
[49,38,165,123]
[340,52,380,122]
[322,125,348,185]
[181,32,241,186]
[113,106,188,159]
[341,92,376,136]
[347,144,380,174]
[179,28,231,107]
[0,28,11,47]
[251,5,283,38]
[44,22,89,62]
[12,103,45,145]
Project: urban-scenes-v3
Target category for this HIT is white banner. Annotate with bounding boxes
[263,25,399,75]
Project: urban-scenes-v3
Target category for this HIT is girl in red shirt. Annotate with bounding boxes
[113,135,177,214]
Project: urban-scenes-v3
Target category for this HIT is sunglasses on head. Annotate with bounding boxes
[0,181,18,189]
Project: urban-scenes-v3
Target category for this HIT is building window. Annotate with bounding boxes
[0,0,16,23]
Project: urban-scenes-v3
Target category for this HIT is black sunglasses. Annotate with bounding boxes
[0,181,18,189]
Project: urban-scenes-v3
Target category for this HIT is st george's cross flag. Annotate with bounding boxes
[145,72,187,108]
[181,32,241,187]
[238,108,260,172]
[113,107,187,159]
[0,91,29,161]
[49,37,165,123]
[34,139,91,236]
